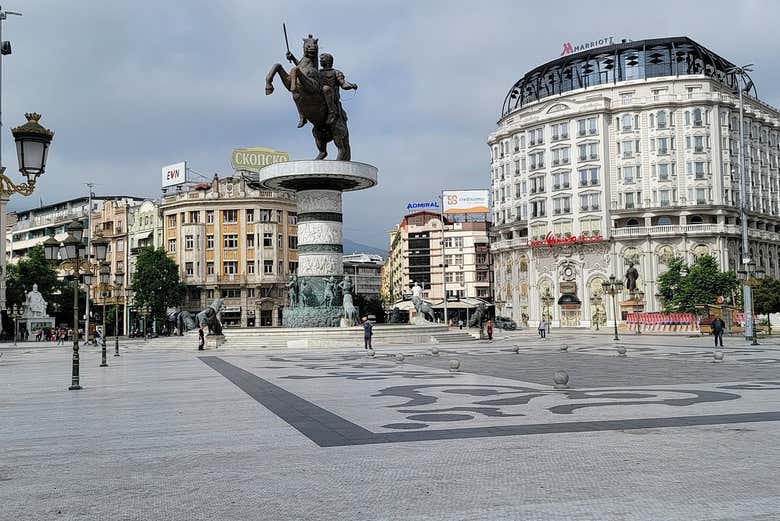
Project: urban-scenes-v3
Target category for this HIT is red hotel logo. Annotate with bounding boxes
[529,232,604,247]
[560,36,617,56]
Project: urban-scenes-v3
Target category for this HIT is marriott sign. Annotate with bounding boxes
[559,36,630,57]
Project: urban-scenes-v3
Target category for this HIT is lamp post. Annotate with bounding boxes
[9,302,22,345]
[602,275,624,341]
[631,290,645,335]
[44,221,108,390]
[114,270,124,356]
[737,261,765,345]
[98,261,111,367]
[540,288,554,336]
[590,294,603,331]
[727,63,757,343]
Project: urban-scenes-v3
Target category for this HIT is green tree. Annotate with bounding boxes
[657,255,739,314]
[131,247,184,326]
[752,277,780,333]
[5,245,61,309]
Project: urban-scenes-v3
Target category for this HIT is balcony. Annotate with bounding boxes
[657,148,668,155]
[611,223,741,239]
[589,128,598,135]
[622,152,633,159]
[694,146,705,153]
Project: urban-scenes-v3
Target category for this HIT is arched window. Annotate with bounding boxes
[621,114,632,130]
[689,215,704,224]
[656,216,672,225]
[692,108,702,126]
[626,218,640,227]
[649,113,655,128]
[657,110,667,128]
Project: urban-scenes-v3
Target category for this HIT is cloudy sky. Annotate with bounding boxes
[3,0,779,248]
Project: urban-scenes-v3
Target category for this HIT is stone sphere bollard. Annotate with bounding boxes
[616,345,627,357]
[367,348,375,358]
[553,370,570,389]
[395,353,405,363]
[560,344,569,352]
[713,351,725,362]
[449,359,460,372]
[431,346,440,356]
[512,345,520,354]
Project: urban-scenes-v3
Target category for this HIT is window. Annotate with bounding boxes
[223,288,241,298]
[185,262,194,276]
[167,215,177,228]
[578,142,598,160]
[246,209,255,223]
[248,288,255,298]
[693,108,703,127]
[206,210,214,224]
[657,110,667,129]
[580,193,600,211]
[656,163,672,181]
[659,190,671,207]
[552,171,570,189]
[530,176,545,194]
[247,262,255,274]
[116,240,124,252]
[260,209,272,222]
[277,234,283,249]
[621,113,633,130]
[223,234,238,249]
[579,167,599,186]
[622,165,639,183]
[551,147,570,165]
[288,261,298,274]
[529,151,545,169]
[185,235,194,250]
[207,289,214,299]
[168,238,176,253]
[247,234,255,248]
[223,209,238,223]
[657,137,671,154]
[528,128,544,145]
[206,262,214,275]
[553,197,571,215]
[263,233,273,247]
[288,212,298,225]
[223,261,238,275]
[693,135,705,152]
[577,117,598,136]
[625,192,635,209]
[189,211,200,224]
[206,235,214,249]
[288,235,298,249]
[263,260,273,274]
[530,199,546,218]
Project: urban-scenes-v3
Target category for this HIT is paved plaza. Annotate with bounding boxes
[3,332,780,520]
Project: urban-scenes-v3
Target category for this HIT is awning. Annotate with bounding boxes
[134,231,153,241]
[557,294,581,305]
[221,307,241,313]
[432,298,491,309]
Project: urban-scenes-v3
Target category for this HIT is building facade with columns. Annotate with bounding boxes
[159,174,298,327]
[489,37,780,328]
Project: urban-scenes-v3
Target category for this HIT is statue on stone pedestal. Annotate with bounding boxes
[24,284,47,317]
[339,275,358,325]
[287,273,299,308]
[265,30,355,160]
[322,276,337,307]
[410,281,435,323]
[389,306,401,323]
[625,262,639,292]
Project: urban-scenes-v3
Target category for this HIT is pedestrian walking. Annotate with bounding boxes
[486,320,494,341]
[198,327,205,351]
[538,319,547,339]
[362,317,373,350]
[458,319,464,330]
[711,316,725,347]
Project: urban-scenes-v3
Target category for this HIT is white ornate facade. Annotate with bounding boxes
[489,37,780,327]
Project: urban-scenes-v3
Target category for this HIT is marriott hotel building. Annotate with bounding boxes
[488,37,780,328]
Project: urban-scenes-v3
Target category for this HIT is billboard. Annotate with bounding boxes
[442,190,489,214]
[162,161,186,188]
[231,147,290,173]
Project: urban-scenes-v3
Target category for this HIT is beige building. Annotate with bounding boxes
[160,174,298,327]
[384,210,492,321]
[342,253,383,297]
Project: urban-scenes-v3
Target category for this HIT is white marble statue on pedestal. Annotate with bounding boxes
[24,284,48,318]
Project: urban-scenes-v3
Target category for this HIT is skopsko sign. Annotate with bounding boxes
[529,232,604,247]
[161,161,186,188]
[231,147,290,173]
[406,201,440,212]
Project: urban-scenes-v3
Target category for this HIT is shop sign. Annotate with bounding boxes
[529,232,604,248]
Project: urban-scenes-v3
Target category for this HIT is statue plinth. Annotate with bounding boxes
[256,160,378,328]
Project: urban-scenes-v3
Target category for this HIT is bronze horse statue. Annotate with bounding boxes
[265,34,354,161]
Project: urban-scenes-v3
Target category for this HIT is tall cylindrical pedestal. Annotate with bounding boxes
[256,160,378,327]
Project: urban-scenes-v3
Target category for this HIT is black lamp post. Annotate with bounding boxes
[114,270,124,356]
[45,221,108,390]
[98,261,111,367]
[737,261,765,345]
[602,275,624,341]
[10,303,23,345]
[541,288,554,336]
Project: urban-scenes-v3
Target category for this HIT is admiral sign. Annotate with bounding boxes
[231,147,289,173]
[529,232,604,247]
[161,161,186,188]
[406,201,440,212]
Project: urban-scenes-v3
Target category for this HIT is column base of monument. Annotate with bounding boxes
[257,160,378,328]
[283,307,344,328]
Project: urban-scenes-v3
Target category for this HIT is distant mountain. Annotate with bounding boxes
[343,238,387,257]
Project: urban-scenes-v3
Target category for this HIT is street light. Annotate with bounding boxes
[602,275,624,341]
[9,302,23,345]
[98,262,111,367]
[540,288,554,336]
[46,229,108,390]
[113,270,124,357]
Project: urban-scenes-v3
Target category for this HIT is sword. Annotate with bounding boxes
[283,23,292,62]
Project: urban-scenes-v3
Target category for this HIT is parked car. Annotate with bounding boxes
[495,316,517,330]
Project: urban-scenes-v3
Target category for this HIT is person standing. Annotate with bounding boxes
[362,317,373,350]
[486,320,494,341]
[198,327,205,351]
[538,319,547,339]
[711,316,725,347]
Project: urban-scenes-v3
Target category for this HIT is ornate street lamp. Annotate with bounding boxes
[541,288,554,336]
[10,303,23,345]
[602,275,624,341]
[590,294,603,331]
[113,270,124,357]
[739,261,765,345]
[97,262,111,367]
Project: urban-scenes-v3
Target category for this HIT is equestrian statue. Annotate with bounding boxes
[265,26,356,161]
